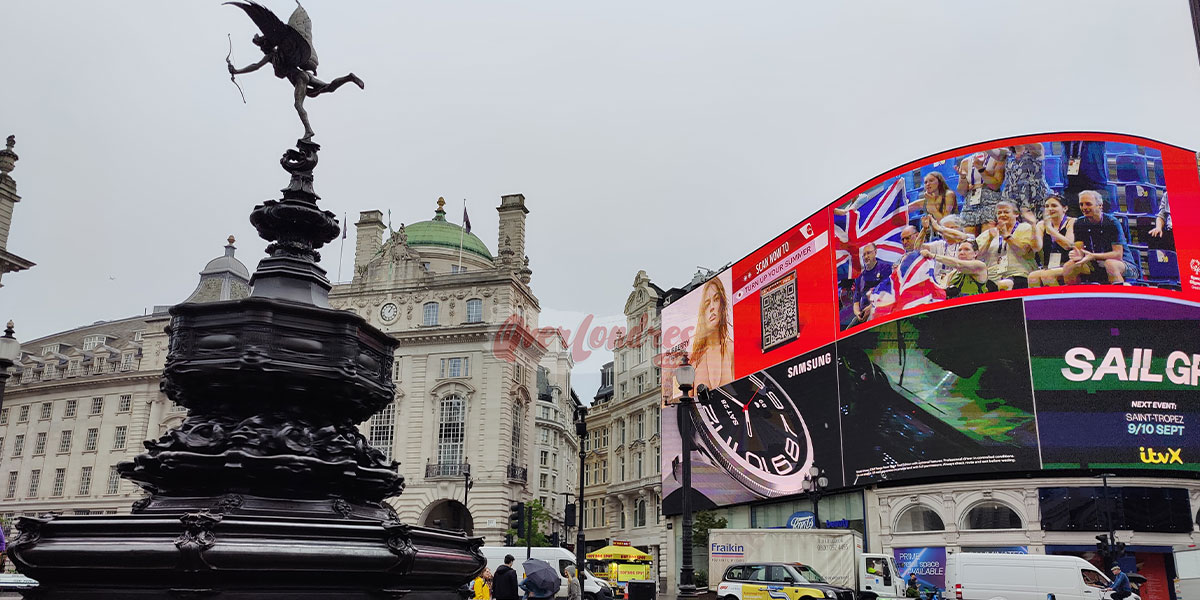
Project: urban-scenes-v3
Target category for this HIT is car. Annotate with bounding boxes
[716,562,857,600]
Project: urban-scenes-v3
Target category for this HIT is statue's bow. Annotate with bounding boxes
[226,33,247,104]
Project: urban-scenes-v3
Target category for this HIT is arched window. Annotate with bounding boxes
[437,395,465,468]
[635,499,647,527]
[466,299,483,324]
[423,302,439,326]
[510,403,525,465]
[963,501,1023,530]
[893,505,945,532]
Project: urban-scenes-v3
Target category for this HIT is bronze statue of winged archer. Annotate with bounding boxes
[226,1,363,140]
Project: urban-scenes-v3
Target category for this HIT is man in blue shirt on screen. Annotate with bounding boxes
[1063,190,1140,285]
[851,243,892,325]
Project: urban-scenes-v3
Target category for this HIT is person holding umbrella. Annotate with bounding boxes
[520,558,560,599]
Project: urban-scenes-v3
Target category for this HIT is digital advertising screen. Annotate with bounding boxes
[661,132,1200,515]
[837,299,1039,486]
[662,346,843,512]
[1027,295,1200,472]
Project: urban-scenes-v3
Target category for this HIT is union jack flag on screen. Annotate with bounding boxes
[834,178,909,278]
[869,252,946,318]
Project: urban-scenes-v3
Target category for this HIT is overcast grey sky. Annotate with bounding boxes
[4,1,1200,397]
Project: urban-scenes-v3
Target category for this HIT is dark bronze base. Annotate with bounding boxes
[8,139,484,599]
[11,504,483,599]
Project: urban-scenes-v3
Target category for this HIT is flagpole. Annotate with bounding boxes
[457,199,466,273]
[337,212,347,283]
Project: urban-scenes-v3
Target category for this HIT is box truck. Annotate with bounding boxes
[1177,545,1200,600]
[707,529,903,600]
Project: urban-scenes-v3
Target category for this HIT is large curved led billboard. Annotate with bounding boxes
[661,132,1200,514]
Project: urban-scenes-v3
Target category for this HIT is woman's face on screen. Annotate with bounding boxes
[702,285,722,329]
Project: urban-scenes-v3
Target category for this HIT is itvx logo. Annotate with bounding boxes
[1139,446,1183,465]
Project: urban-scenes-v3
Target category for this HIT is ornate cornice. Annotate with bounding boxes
[5,370,163,398]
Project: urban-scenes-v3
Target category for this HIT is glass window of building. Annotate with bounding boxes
[438,395,466,467]
[112,426,128,450]
[107,466,120,494]
[423,302,439,326]
[510,403,525,465]
[466,299,483,324]
[963,501,1023,530]
[78,466,93,495]
[894,505,945,532]
[369,402,395,462]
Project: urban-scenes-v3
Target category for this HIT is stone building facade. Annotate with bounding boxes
[0,135,34,287]
[582,270,668,587]
[0,239,250,523]
[330,195,577,544]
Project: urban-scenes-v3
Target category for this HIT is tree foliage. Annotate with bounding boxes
[692,511,727,547]
[507,499,554,547]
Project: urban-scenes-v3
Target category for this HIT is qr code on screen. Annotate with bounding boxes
[760,271,799,351]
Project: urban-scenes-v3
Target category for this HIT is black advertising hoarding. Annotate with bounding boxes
[661,132,1200,515]
[838,299,1039,485]
[662,346,843,514]
[1027,296,1200,473]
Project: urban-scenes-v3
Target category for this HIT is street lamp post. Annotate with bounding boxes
[801,466,829,528]
[463,461,472,532]
[575,405,588,581]
[675,354,698,600]
[0,321,19,411]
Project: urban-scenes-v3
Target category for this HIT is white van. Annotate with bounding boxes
[945,553,1138,600]
[480,546,614,600]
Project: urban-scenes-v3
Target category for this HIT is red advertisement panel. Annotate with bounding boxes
[729,213,837,376]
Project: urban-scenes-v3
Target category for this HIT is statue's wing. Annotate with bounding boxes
[287,1,318,70]
[225,1,312,71]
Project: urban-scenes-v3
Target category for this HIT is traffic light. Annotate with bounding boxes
[1113,542,1126,558]
[509,502,526,538]
[1095,534,1109,555]
[550,532,560,547]
[505,534,514,546]
[564,503,576,527]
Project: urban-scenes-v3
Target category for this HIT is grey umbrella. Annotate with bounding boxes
[522,558,561,598]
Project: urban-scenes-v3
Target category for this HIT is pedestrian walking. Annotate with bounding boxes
[564,565,581,600]
[493,555,520,600]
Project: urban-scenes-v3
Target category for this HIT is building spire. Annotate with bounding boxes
[0,135,17,177]
[433,196,447,221]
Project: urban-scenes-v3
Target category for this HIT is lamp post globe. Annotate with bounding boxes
[675,353,699,600]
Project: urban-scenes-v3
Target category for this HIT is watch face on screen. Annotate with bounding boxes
[690,371,814,497]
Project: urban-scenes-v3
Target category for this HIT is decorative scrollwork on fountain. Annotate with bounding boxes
[175,511,223,572]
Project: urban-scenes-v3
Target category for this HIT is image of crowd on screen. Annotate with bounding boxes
[837,140,1179,330]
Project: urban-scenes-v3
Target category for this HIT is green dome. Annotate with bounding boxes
[404,199,492,260]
